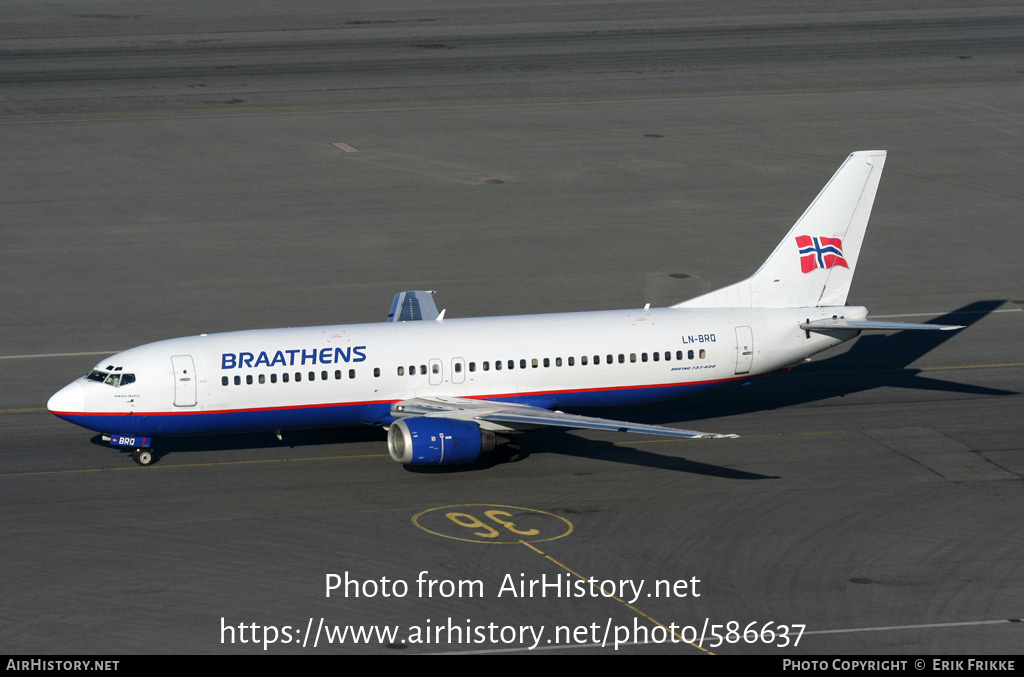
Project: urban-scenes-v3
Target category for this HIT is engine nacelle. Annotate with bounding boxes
[387,417,496,466]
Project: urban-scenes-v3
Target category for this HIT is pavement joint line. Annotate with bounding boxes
[0,350,121,360]
[0,80,999,122]
[429,618,1022,653]
[803,618,1023,635]
[0,453,388,478]
[527,544,713,655]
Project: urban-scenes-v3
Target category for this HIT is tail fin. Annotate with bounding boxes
[674,150,887,309]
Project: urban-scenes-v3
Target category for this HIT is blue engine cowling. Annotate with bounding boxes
[387,417,496,465]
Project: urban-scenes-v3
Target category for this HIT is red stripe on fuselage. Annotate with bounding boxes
[52,375,742,418]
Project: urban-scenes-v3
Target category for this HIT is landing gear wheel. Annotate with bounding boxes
[132,448,154,466]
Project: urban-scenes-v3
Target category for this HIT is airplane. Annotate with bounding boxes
[48,150,963,467]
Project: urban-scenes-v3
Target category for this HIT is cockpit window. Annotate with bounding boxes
[86,370,136,387]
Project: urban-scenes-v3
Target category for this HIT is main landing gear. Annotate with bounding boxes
[492,442,530,464]
[132,448,154,466]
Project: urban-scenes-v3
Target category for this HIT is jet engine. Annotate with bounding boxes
[387,417,496,465]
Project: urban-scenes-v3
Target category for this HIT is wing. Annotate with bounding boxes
[386,290,441,322]
[390,395,737,440]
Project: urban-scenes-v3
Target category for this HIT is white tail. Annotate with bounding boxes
[675,151,887,309]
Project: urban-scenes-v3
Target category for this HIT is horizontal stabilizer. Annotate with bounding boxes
[801,319,964,332]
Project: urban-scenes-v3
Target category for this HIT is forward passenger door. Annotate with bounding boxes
[171,355,197,407]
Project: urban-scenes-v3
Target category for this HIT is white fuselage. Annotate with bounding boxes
[47,305,859,438]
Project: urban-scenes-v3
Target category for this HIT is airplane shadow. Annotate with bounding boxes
[617,299,1014,425]
[398,429,775,478]
[89,426,385,460]
[518,300,1012,479]
[510,428,777,480]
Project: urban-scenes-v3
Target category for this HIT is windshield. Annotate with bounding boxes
[85,370,136,387]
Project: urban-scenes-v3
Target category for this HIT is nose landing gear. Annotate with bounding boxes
[102,435,156,466]
[132,448,155,466]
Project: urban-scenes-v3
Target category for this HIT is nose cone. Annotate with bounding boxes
[47,381,85,416]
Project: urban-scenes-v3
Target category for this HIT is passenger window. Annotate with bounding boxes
[349,369,356,379]
[246,375,253,385]
[607,354,613,364]
[520,359,527,369]
[483,361,490,371]
[581,355,588,366]
[259,374,266,384]
[309,371,316,381]
[409,365,416,376]
[334,370,341,380]
[222,376,229,386]
[468,362,475,372]
[566,357,573,366]
[398,366,405,376]
[495,361,502,371]
[432,364,439,374]
[271,373,277,383]
[665,351,671,361]
[699,349,706,359]
[283,373,290,383]
[688,350,694,360]
[652,352,659,362]
[234,375,241,385]
[373,367,380,377]
[630,353,636,363]
[455,363,463,373]
[420,365,427,375]
[295,373,302,382]
[618,354,625,364]
[641,353,648,362]
[676,351,683,360]
[509,360,515,370]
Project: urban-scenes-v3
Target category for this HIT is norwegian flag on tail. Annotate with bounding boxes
[796,235,849,273]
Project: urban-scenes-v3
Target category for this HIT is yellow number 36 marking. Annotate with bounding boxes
[445,510,542,538]
[413,504,573,544]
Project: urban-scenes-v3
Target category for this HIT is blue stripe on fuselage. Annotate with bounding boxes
[54,381,727,437]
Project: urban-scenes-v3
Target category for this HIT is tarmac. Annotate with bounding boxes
[1,1,1022,654]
